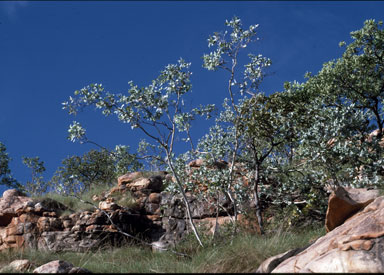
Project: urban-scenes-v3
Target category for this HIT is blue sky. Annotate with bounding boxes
[1,1,384,194]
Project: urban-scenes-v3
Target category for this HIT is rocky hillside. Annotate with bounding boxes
[1,160,384,272]
[0,164,256,255]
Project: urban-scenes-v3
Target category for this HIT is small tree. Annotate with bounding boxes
[202,16,271,229]
[236,93,296,234]
[0,142,20,189]
[51,146,142,195]
[22,156,48,196]
[63,59,214,247]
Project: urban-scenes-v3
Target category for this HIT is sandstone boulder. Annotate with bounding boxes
[126,176,164,192]
[256,244,311,273]
[0,189,34,226]
[1,259,32,272]
[148,193,161,204]
[33,260,91,273]
[325,186,379,232]
[118,172,144,186]
[98,200,120,211]
[118,171,167,188]
[265,196,384,272]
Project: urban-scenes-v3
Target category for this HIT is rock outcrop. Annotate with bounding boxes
[325,186,379,232]
[0,186,164,252]
[0,167,255,253]
[258,187,384,273]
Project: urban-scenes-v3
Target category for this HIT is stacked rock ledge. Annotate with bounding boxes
[0,165,257,254]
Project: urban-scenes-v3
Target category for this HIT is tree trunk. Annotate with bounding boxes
[166,157,204,247]
[253,167,264,235]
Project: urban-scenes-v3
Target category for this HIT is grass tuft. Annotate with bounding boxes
[32,184,114,215]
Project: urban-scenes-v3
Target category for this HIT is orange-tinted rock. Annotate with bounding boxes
[85,212,107,226]
[339,239,373,251]
[103,224,118,232]
[37,217,63,232]
[0,189,34,226]
[325,186,379,232]
[6,223,22,236]
[42,211,57,217]
[148,193,161,204]
[18,213,39,223]
[4,235,24,248]
[85,224,103,232]
[127,176,163,192]
[118,172,144,186]
[145,203,159,214]
[62,219,74,229]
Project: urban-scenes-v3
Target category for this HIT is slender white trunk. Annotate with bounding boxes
[166,156,204,247]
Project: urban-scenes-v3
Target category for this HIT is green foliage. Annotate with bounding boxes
[58,16,384,242]
[307,20,384,128]
[63,56,216,246]
[296,19,384,189]
[51,147,141,195]
[0,142,20,189]
[198,18,384,229]
[22,156,49,196]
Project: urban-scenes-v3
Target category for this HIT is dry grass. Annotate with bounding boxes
[0,224,325,273]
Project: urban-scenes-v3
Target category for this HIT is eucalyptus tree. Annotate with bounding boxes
[63,59,214,247]
[306,20,384,134]
[236,91,303,233]
[0,142,20,189]
[202,16,271,227]
[301,19,384,188]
